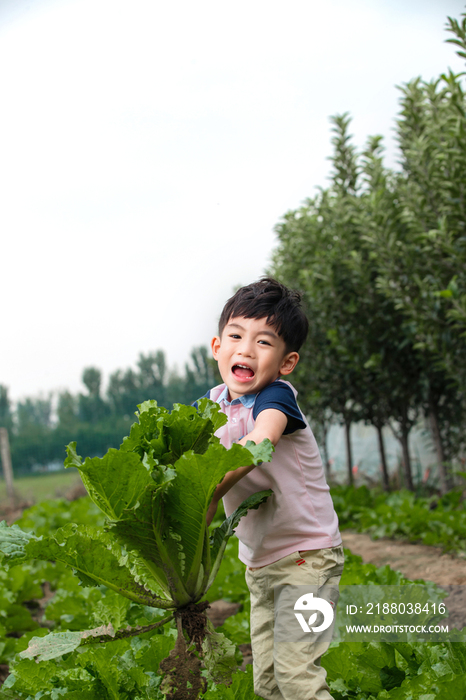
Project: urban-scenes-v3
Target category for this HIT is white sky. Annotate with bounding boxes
[1,0,465,402]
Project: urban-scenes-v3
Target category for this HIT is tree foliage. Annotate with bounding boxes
[271,14,466,492]
[2,346,221,476]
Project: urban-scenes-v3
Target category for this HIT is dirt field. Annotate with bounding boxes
[341,531,466,631]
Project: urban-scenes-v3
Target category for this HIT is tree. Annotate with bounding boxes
[57,390,78,428]
[79,367,109,424]
[272,112,462,491]
[183,346,222,405]
[137,350,167,406]
[361,21,466,488]
[16,395,53,432]
[107,368,141,418]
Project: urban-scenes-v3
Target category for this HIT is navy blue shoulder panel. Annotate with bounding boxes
[253,381,306,434]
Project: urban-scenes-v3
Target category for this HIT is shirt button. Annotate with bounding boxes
[232,417,237,423]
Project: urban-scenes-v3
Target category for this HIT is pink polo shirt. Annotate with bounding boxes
[209,380,341,567]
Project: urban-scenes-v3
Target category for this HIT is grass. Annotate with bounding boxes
[0,470,82,506]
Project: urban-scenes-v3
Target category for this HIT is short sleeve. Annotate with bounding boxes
[253,381,306,434]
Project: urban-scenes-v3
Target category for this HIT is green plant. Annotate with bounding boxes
[0,400,274,699]
[332,484,466,553]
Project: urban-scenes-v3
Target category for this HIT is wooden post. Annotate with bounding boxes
[0,427,15,507]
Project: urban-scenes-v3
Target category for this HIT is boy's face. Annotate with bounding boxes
[211,316,299,400]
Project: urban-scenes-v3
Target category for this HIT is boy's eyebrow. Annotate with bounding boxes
[226,322,279,339]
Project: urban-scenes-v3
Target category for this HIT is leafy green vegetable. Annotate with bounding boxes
[0,399,274,697]
[203,664,259,699]
[202,619,238,685]
[323,640,466,699]
[331,484,466,553]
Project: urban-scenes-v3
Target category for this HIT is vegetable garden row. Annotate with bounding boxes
[1,496,466,699]
[0,489,466,700]
[1,400,466,699]
[332,484,466,554]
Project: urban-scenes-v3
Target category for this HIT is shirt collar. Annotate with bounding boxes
[217,385,256,408]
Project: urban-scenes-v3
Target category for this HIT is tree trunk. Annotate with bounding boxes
[320,420,331,482]
[428,394,452,494]
[375,424,390,492]
[0,427,15,507]
[399,420,414,492]
[344,420,353,486]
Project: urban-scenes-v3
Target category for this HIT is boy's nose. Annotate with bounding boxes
[239,339,254,357]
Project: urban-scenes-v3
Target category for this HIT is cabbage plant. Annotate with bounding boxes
[0,400,273,699]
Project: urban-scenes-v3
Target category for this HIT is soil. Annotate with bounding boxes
[341,531,466,586]
[0,666,8,686]
[179,601,211,652]
[159,615,206,700]
[341,531,466,632]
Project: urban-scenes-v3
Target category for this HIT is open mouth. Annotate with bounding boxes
[232,364,255,380]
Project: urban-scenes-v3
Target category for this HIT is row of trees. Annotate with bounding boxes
[271,14,466,493]
[0,347,220,474]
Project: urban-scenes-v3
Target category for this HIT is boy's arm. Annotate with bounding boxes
[206,408,287,525]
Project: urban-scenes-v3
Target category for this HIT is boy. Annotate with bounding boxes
[204,277,343,700]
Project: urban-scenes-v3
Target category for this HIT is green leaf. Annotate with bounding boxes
[5,564,44,603]
[76,642,134,700]
[63,441,83,468]
[380,663,406,691]
[207,489,273,592]
[20,625,116,662]
[92,591,132,628]
[0,658,59,696]
[202,664,258,699]
[0,521,38,566]
[210,489,273,560]
[65,444,152,520]
[122,400,227,464]
[163,441,274,597]
[107,486,188,606]
[197,397,229,432]
[162,402,226,461]
[137,399,159,414]
[3,603,38,634]
[0,521,169,608]
[202,619,238,685]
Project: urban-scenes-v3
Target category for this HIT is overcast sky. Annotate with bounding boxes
[1,0,465,402]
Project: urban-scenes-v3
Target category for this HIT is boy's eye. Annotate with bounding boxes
[229,334,241,339]
[258,339,271,345]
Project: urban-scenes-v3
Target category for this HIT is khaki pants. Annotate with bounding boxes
[245,545,344,700]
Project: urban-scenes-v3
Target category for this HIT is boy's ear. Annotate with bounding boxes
[211,336,221,360]
[279,352,299,376]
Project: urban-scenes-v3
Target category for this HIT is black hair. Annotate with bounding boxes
[218,277,309,353]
